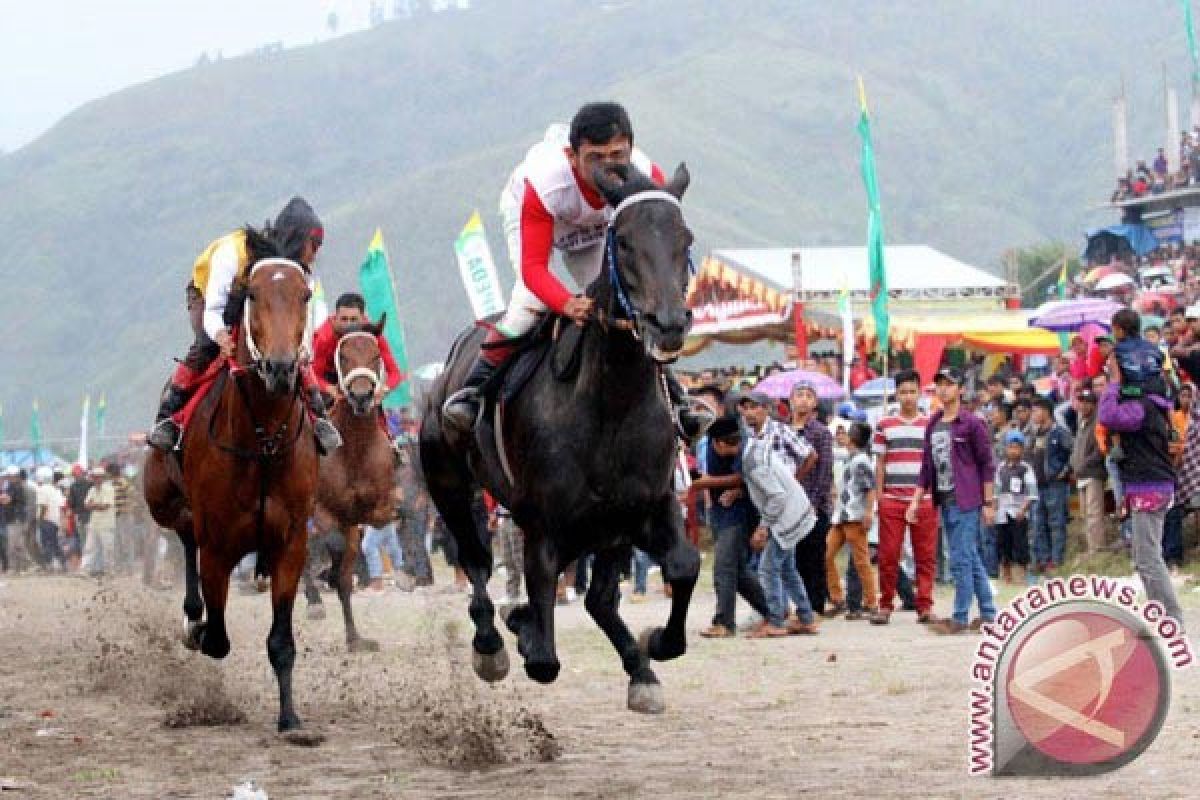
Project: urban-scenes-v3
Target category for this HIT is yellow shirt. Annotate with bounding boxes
[190,229,249,297]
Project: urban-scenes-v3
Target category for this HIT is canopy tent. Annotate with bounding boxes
[1081,224,1158,262]
[685,245,1017,356]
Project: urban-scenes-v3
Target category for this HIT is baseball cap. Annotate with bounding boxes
[836,401,856,419]
[934,367,964,385]
[738,390,772,407]
[1187,304,1200,320]
[1004,429,1026,446]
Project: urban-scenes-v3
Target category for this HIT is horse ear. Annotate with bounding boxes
[372,312,387,337]
[592,163,630,207]
[665,162,690,200]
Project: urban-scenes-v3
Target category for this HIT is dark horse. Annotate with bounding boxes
[143,232,320,737]
[420,164,701,713]
[306,321,395,652]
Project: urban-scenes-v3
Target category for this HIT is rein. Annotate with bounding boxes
[334,330,386,395]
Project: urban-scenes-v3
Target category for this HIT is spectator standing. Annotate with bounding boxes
[67,465,92,560]
[0,468,13,572]
[1099,315,1185,627]
[694,414,771,639]
[34,466,67,572]
[361,483,406,594]
[994,430,1037,584]
[490,503,525,604]
[789,382,835,614]
[1162,383,1193,572]
[82,465,117,576]
[1027,395,1073,571]
[1071,388,1109,554]
[872,369,939,625]
[910,367,998,635]
[823,423,878,620]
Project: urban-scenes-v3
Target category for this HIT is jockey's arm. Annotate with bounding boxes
[519,179,573,316]
[202,239,241,345]
[310,320,338,394]
[377,336,404,392]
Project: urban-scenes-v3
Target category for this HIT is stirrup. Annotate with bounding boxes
[676,403,716,441]
[314,418,343,455]
[442,386,483,433]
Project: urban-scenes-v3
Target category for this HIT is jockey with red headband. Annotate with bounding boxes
[442,102,711,438]
[147,196,343,454]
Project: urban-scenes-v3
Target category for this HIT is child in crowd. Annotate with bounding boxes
[824,423,878,620]
[994,430,1037,584]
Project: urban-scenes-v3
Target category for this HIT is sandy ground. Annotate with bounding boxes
[0,563,1197,799]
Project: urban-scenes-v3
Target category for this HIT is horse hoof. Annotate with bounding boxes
[348,637,380,653]
[278,728,325,747]
[181,620,204,651]
[472,646,510,682]
[524,659,560,685]
[306,605,326,621]
[627,682,666,714]
[200,632,231,660]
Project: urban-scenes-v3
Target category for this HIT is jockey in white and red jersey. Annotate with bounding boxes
[443,102,710,437]
[146,197,343,454]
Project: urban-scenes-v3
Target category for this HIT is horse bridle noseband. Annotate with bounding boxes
[334,331,386,396]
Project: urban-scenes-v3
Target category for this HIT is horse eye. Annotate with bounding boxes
[245,289,258,302]
[303,290,313,303]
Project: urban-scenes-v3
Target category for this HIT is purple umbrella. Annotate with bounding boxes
[1028,298,1124,333]
[754,369,846,400]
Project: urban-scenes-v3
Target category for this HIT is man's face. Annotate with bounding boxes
[334,306,366,334]
[935,379,960,406]
[1031,406,1049,427]
[1015,405,1031,426]
[1005,443,1024,462]
[712,435,741,458]
[1146,328,1162,345]
[1093,375,1108,394]
[1008,376,1022,391]
[990,407,1009,429]
[791,387,818,416]
[1171,313,1187,335]
[569,135,633,193]
[299,233,322,267]
[1079,399,1096,418]
[896,381,920,411]
[739,401,766,429]
[1098,340,1114,355]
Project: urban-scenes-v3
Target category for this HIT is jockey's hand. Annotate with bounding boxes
[564,295,594,327]
[215,328,235,359]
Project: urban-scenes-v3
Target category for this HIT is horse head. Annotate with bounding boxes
[336,314,387,417]
[242,257,313,395]
[593,162,694,362]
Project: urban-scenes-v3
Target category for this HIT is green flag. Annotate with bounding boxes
[31,400,42,458]
[96,393,107,437]
[358,228,411,408]
[1057,259,1070,353]
[857,77,889,354]
[1185,0,1200,85]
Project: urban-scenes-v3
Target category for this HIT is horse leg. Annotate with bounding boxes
[337,526,378,652]
[635,498,701,663]
[509,532,560,684]
[585,549,664,714]
[268,526,312,736]
[196,546,233,660]
[179,528,206,650]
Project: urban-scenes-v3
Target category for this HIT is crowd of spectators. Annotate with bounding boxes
[1112,128,1200,201]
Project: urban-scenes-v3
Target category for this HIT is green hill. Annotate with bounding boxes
[0,0,1190,442]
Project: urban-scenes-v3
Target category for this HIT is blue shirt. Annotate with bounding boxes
[704,444,755,529]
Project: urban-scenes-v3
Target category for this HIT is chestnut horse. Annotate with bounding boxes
[308,321,395,652]
[144,247,319,737]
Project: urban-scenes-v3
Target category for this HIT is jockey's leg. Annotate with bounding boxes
[300,366,343,455]
[149,284,219,451]
[442,279,542,434]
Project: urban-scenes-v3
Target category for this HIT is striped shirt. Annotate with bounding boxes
[872,412,929,502]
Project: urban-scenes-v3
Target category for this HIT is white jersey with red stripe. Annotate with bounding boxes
[502,124,660,255]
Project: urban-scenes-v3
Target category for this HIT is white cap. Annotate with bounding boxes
[3,465,19,476]
[1187,304,1200,320]
[35,466,53,483]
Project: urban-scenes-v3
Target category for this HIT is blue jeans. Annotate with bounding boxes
[633,548,651,594]
[1031,482,1069,566]
[941,501,996,625]
[363,523,403,580]
[1163,504,1186,567]
[977,524,999,578]
[1106,455,1132,542]
[758,535,814,627]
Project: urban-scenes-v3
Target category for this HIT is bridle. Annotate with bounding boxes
[599,190,696,351]
[242,257,314,371]
[335,330,386,400]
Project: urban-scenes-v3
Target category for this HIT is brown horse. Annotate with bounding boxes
[144,249,320,736]
[309,321,395,652]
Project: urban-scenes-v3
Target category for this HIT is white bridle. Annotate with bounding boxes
[334,330,386,395]
[610,189,681,220]
[242,258,314,364]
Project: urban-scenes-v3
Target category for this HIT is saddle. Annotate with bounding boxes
[172,357,230,434]
[479,314,585,412]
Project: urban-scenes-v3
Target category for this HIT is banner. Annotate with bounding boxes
[95,393,107,438]
[358,229,412,408]
[1147,210,1184,244]
[858,77,890,355]
[30,400,41,458]
[453,210,506,319]
[78,394,90,467]
[1183,207,1200,244]
[310,279,330,331]
[686,255,791,336]
[838,281,853,393]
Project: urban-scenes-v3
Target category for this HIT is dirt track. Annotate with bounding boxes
[0,569,1197,799]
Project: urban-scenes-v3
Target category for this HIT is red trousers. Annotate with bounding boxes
[877,496,938,614]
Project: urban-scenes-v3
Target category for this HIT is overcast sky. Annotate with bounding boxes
[0,0,384,151]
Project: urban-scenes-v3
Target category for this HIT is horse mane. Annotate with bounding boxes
[242,224,282,264]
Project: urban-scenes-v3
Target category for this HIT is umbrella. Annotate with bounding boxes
[1140,313,1167,331]
[853,377,896,399]
[1133,292,1177,315]
[754,369,845,400]
[1094,273,1135,292]
[1029,298,1124,332]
